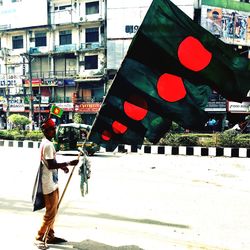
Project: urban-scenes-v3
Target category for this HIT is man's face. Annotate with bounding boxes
[46,126,56,139]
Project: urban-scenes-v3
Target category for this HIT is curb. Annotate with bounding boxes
[0,140,40,149]
[112,144,250,158]
[1,140,249,158]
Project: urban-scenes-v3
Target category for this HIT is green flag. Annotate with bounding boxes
[89,0,250,150]
[50,104,63,118]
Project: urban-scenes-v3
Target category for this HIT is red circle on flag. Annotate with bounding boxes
[54,108,60,114]
[124,95,148,121]
[112,121,128,134]
[178,36,212,72]
[157,73,186,102]
[101,130,112,141]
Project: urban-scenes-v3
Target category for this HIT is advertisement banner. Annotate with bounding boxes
[228,101,250,113]
[55,103,74,112]
[75,102,101,113]
[201,5,250,46]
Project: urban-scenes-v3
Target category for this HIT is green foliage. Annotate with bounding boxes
[159,133,179,146]
[160,133,199,146]
[177,135,199,146]
[25,131,43,141]
[217,130,238,147]
[7,114,30,129]
[169,122,185,133]
[73,113,83,124]
[0,129,43,141]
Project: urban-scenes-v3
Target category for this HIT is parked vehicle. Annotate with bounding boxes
[53,123,100,155]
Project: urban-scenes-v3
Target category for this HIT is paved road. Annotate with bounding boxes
[0,147,250,250]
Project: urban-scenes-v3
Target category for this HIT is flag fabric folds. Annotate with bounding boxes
[50,104,63,118]
[89,0,250,150]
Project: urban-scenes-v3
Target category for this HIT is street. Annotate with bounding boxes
[0,147,250,250]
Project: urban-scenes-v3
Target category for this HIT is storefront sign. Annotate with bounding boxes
[205,101,226,112]
[55,103,74,111]
[64,79,75,86]
[24,78,43,86]
[9,103,25,112]
[228,101,250,113]
[41,96,49,104]
[0,79,22,87]
[75,102,101,113]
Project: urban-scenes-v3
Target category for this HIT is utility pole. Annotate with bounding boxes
[1,48,10,129]
[28,54,34,130]
[22,53,34,130]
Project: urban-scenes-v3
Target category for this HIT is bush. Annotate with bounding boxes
[0,129,43,141]
[25,131,43,141]
[177,135,199,146]
[159,133,180,146]
[159,134,199,146]
[217,130,238,147]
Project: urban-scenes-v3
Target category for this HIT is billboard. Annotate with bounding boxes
[201,4,250,46]
[0,0,48,30]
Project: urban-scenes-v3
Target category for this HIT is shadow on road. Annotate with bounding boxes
[50,239,143,250]
[0,197,189,229]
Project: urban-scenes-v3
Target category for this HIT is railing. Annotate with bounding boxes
[31,70,77,78]
[80,42,104,50]
[54,44,77,53]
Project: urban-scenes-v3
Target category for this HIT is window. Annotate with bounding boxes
[12,35,23,49]
[85,55,98,69]
[59,30,72,45]
[35,32,47,47]
[8,66,15,74]
[86,27,99,43]
[55,5,72,11]
[86,1,99,15]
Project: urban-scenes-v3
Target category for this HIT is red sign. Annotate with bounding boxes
[24,78,43,86]
[75,102,101,113]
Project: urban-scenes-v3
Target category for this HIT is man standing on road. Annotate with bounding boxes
[35,118,79,244]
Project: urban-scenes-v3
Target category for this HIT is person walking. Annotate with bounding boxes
[35,118,79,244]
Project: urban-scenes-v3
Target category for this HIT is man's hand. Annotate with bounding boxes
[61,165,69,174]
[68,159,79,166]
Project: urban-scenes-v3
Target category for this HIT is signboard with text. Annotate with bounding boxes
[75,102,101,113]
[228,101,250,113]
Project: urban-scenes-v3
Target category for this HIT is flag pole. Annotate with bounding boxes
[42,151,81,246]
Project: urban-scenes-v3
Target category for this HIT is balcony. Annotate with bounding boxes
[80,42,104,51]
[31,70,77,79]
[54,44,77,53]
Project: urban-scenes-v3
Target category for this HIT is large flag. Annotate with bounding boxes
[89,0,250,150]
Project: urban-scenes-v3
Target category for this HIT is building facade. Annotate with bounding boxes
[0,0,106,128]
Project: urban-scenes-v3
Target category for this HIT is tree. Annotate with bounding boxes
[7,114,31,130]
[73,113,83,124]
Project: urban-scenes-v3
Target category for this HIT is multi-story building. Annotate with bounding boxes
[0,0,106,128]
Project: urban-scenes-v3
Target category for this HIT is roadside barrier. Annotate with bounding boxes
[0,140,249,158]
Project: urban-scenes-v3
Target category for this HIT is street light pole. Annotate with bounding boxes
[2,48,10,129]
[28,54,34,130]
[4,51,9,119]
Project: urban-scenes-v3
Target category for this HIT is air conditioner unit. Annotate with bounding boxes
[29,47,39,54]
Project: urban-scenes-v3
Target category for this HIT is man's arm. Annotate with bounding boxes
[46,159,79,173]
